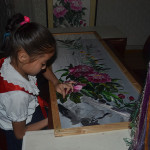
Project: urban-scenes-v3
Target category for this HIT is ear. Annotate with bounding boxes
[18,50,29,64]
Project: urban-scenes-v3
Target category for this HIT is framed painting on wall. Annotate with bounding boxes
[47,0,97,28]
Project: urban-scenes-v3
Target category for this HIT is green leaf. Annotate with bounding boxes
[89,91,98,100]
[124,103,137,108]
[66,75,72,80]
[70,92,82,103]
[56,92,69,103]
[110,96,115,102]
[96,85,105,92]
[59,78,64,82]
[101,91,114,102]
[56,92,68,103]
[97,94,103,99]
[60,72,69,78]
[56,92,62,99]
[60,97,68,103]
[101,91,124,104]
[114,99,121,107]
[118,98,123,104]
[80,89,95,98]
[77,77,88,83]
[87,82,94,87]
[84,84,94,91]
[109,93,120,99]
[55,69,69,73]
[111,78,121,81]
[103,94,112,102]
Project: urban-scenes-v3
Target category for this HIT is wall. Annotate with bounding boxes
[1,0,150,50]
[0,0,14,48]
[0,0,47,49]
[96,0,150,49]
[13,0,47,27]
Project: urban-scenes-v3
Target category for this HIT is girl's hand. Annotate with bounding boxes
[55,81,76,98]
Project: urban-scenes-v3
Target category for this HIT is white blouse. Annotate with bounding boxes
[0,57,39,130]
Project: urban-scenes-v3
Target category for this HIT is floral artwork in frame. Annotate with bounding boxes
[47,0,96,28]
[55,40,137,112]
[53,33,140,114]
[50,32,141,135]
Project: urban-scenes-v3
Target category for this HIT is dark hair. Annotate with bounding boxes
[1,13,56,61]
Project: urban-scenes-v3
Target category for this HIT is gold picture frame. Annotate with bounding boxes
[47,0,97,28]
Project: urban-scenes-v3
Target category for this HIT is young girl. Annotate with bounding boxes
[0,13,73,150]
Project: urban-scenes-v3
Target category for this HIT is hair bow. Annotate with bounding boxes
[20,16,30,25]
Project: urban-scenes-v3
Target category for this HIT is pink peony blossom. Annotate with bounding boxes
[69,0,82,11]
[69,65,94,77]
[73,83,86,92]
[86,72,111,83]
[64,81,86,93]
[53,6,68,18]
[118,94,125,99]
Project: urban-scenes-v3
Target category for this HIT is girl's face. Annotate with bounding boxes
[22,53,54,76]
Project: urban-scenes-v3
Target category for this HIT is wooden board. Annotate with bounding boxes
[49,31,141,137]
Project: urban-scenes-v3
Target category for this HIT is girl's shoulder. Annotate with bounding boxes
[0,57,39,95]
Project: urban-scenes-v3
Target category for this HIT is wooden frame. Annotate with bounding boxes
[47,0,97,28]
[48,31,141,137]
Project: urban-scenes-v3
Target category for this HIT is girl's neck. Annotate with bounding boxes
[10,59,29,80]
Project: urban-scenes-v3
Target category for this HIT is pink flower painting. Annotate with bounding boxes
[73,83,86,92]
[69,65,94,77]
[69,0,82,11]
[55,41,136,110]
[53,6,68,18]
[118,94,125,99]
[86,72,111,83]
[53,0,87,27]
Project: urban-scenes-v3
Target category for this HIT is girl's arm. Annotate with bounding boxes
[12,118,48,139]
[42,66,60,87]
[42,66,74,98]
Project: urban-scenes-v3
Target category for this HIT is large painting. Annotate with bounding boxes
[49,32,141,137]
[47,0,96,28]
